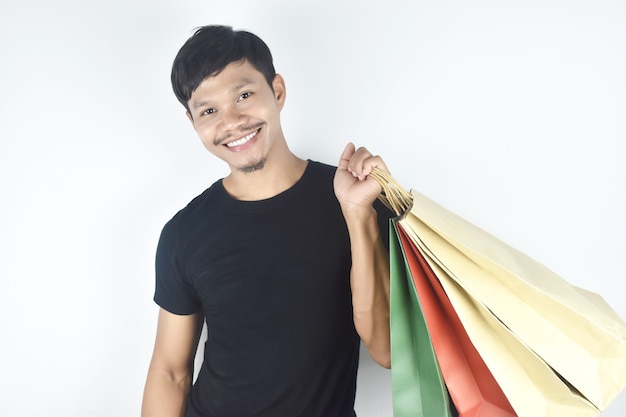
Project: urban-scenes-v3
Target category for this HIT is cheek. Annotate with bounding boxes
[259,108,280,128]
[199,136,220,154]
[194,126,218,150]
[195,122,215,139]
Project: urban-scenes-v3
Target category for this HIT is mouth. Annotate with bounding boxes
[224,128,260,148]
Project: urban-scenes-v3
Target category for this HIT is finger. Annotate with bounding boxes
[337,142,356,171]
[349,147,390,180]
[361,154,389,178]
[347,147,371,179]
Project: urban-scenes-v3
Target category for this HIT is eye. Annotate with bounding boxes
[201,108,216,116]
[237,92,252,102]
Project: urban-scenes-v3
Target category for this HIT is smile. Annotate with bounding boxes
[225,129,259,148]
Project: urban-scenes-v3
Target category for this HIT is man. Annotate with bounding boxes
[142,25,393,417]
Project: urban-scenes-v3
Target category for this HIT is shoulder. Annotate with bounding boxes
[160,180,225,239]
[303,160,337,189]
[307,160,337,176]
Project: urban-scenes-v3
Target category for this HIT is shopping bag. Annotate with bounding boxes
[400,189,626,411]
[396,223,517,417]
[371,168,626,417]
[389,218,453,417]
[404,222,598,417]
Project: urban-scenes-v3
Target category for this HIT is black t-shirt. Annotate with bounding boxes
[154,160,392,417]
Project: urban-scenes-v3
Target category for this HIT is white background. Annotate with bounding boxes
[1,0,625,416]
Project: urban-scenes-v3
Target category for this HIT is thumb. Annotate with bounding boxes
[337,142,356,170]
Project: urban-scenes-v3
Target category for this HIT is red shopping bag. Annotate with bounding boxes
[396,224,516,417]
[373,168,626,417]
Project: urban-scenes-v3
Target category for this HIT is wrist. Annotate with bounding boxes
[342,205,379,234]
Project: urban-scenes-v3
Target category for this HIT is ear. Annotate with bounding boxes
[272,74,286,110]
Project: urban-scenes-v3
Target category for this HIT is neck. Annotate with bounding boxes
[222,152,308,201]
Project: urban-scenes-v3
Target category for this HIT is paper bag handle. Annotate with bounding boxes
[369,168,413,216]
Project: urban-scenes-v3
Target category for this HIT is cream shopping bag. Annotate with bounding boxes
[371,168,626,417]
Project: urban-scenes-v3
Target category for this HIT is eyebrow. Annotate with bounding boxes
[231,78,256,93]
[191,78,257,110]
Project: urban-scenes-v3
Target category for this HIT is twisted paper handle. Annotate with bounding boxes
[369,168,413,216]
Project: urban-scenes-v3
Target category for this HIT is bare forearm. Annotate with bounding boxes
[344,207,391,368]
[141,368,191,417]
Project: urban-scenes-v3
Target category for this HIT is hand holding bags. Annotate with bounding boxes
[371,169,626,417]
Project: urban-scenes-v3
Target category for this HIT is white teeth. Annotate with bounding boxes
[226,130,258,147]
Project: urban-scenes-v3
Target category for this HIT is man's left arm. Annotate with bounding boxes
[334,143,391,369]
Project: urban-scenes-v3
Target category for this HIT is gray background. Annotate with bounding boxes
[1,0,625,415]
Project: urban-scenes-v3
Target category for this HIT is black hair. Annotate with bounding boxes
[171,25,276,111]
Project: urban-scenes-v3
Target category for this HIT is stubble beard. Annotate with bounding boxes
[237,157,266,174]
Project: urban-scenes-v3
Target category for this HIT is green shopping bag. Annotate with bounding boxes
[374,167,626,416]
[390,218,453,417]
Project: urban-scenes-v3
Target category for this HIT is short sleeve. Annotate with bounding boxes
[153,219,202,315]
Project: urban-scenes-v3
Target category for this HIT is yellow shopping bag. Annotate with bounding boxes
[371,169,626,417]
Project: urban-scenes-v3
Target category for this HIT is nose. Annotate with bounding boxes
[220,105,245,132]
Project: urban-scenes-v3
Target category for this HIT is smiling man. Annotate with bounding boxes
[141,25,393,417]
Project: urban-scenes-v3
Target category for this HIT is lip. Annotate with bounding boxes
[223,127,261,152]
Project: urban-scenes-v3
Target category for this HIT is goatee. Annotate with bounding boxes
[238,158,266,174]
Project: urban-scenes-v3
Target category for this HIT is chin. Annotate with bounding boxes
[237,158,266,174]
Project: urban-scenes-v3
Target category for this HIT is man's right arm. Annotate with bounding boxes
[141,308,203,417]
